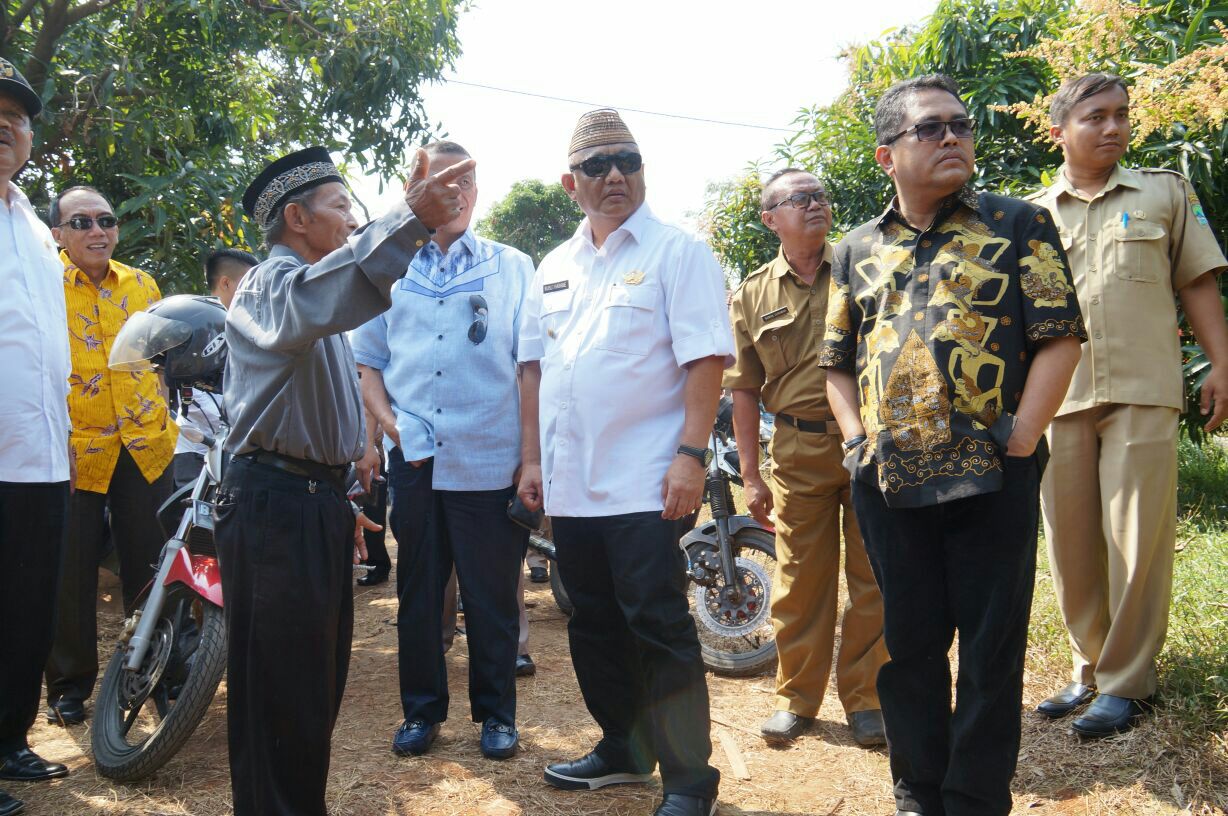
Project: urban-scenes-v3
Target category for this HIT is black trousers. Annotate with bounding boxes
[851,455,1041,816]
[388,448,525,726]
[46,447,173,704]
[215,456,354,816]
[360,457,391,574]
[552,512,720,800]
[0,481,68,754]
[172,451,205,491]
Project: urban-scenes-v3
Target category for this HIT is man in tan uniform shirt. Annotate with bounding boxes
[1028,74,1228,738]
[725,168,888,746]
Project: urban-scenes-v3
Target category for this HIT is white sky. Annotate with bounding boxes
[352,0,938,231]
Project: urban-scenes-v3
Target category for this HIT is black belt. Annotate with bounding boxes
[775,412,841,435]
[236,450,350,493]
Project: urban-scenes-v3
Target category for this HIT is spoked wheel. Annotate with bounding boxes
[687,527,778,677]
[92,583,227,781]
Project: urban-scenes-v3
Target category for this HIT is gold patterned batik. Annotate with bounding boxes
[880,331,952,451]
[1019,239,1076,307]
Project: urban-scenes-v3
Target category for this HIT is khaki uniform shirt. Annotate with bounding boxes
[724,244,834,419]
[1028,165,1227,417]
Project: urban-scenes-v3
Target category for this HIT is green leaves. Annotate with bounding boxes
[476,180,579,267]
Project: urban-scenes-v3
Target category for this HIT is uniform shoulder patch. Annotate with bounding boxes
[1137,167,1189,181]
[1023,188,1048,202]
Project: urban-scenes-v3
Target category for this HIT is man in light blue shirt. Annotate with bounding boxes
[353,140,535,761]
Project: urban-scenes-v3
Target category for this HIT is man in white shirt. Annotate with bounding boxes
[517,109,732,816]
[0,58,72,816]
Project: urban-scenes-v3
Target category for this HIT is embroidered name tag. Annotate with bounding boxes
[761,307,789,322]
[544,280,569,294]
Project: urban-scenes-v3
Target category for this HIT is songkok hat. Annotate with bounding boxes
[243,146,344,230]
[0,57,41,117]
[568,108,636,156]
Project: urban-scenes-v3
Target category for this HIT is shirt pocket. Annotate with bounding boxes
[752,313,798,378]
[1112,219,1166,283]
[539,288,574,342]
[595,284,657,356]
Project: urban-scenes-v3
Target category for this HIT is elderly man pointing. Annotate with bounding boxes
[217,145,473,816]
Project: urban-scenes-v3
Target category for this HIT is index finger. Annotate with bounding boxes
[432,157,477,183]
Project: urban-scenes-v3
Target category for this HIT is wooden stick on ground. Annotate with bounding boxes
[711,714,760,739]
[717,729,751,780]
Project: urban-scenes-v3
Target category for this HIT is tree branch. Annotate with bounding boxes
[10,0,42,32]
[67,0,119,25]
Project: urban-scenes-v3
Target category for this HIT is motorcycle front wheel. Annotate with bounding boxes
[92,582,227,781]
[687,526,778,677]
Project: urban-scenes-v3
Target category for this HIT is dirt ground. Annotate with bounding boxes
[13,539,1227,816]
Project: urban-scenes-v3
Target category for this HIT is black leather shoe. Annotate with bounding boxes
[895,811,924,816]
[480,719,519,759]
[357,568,389,586]
[391,719,440,756]
[516,654,537,677]
[529,566,549,583]
[45,699,86,726]
[543,751,653,790]
[0,749,69,782]
[1072,694,1150,738]
[847,709,887,746]
[0,790,24,816]
[760,710,812,742]
[653,793,717,816]
[1037,682,1096,718]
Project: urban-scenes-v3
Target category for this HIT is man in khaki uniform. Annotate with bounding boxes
[725,168,888,746]
[1029,73,1228,738]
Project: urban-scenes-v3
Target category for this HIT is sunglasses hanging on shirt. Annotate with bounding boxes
[469,294,488,345]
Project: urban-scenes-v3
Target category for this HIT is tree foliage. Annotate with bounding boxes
[475,179,578,266]
[2,0,465,292]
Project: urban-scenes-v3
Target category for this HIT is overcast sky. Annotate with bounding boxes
[352,0,938,231]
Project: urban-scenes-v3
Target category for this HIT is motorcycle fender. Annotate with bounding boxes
[163,547,224,607]
[678,515,772,555]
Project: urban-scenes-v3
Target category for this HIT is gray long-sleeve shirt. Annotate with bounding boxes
[223,203,431,466]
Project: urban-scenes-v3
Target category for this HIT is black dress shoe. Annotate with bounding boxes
[529,566,549,583]
[0,749,69,782]
[895,811,923,816]
[847,709,887,746]
[391,719,440,756]
[760,710,812,742]
[480,719,519,759]
[1072,694,1150,738]
[357,568,389,586]
[544,751,653,790]
[653,793,717,816]
[516,654,537,677]
[0,790,23,816]
[1037,682,1096,718]
[45,699,86,726]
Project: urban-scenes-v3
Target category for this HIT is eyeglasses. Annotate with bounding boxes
[569,151,643,179]
[59,214,119,230]
[883,117,975,145]
[768,190,830,211]
[468,294,488,345]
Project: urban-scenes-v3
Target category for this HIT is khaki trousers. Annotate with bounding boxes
[1040,403,1179,699]
[768,421,888,716]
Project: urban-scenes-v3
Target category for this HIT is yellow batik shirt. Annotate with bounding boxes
[818,188,1086,508]
[63,251,176,493]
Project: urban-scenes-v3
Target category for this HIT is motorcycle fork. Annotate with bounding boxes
[705,459,743,603]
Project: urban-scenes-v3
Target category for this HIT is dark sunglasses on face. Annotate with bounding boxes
[569,151,643,179]
[469,294,488,345]
[59,214,119,230]
[769,190,830,211]
[884,117,975,146]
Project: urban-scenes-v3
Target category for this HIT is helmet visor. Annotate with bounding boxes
[108,310,194,371]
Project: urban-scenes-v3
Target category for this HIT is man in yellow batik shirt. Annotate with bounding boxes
[44,185,176,726]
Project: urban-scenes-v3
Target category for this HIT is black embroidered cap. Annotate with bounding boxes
[0,57,42,117]
[242,146,344,230]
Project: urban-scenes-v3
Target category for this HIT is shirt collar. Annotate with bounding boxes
[875,186,980,231]
[61,248,126,287]
[2,182,30,211]
[1055,163,1140,201]
[269,243,306,264]
[768,241,833,281]
[576,201,653,250]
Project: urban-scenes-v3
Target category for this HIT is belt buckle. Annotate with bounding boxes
[308,479,318,494]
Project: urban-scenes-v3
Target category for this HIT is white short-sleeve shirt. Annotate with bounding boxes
[518,203,734,517]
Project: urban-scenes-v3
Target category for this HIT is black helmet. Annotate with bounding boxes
[109,295,228,392]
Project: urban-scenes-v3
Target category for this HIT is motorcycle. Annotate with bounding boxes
[528,395,779,678]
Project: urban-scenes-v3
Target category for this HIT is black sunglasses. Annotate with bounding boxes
[883,117,975,146]
[59,214,119,230]
[768,190,830,211]
[468,294,488,345]
[569,151,643,179]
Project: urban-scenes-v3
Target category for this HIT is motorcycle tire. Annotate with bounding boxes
[548,559,573,617]
[92,583,227,782]
[689,526,778,678]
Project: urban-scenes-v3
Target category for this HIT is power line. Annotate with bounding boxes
[443,78,794,134]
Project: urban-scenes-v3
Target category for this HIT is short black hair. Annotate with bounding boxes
[761,168,818,211]
[50,185,109,226]
[874,74,967,145]
[424,140,470,158]
[1049,73,1129,126]
[205,248,258,290]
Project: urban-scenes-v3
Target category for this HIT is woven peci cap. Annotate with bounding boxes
[568,108,636,156]
[242,146,344,230]
[0,57,41,117]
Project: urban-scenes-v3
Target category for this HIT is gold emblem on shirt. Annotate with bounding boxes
[623,271,645,285]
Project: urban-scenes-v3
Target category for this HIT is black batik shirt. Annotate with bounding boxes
[818,187,1086,508]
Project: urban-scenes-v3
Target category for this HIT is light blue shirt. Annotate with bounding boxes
[351,229,534,490]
